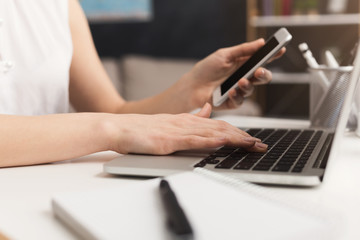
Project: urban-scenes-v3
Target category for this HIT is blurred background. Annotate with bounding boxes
[80,0,360,119]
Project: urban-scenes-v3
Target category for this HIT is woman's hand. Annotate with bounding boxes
[107,103,268,155]
[182,39,285,110]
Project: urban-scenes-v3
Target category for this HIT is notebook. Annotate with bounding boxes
[103,42,360,187]
[52,169,338,240]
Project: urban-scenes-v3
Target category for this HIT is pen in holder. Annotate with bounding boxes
[309,65,355,129]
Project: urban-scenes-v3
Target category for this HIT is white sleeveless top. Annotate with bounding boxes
[0,0,73,115]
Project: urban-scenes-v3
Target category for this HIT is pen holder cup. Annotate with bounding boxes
[309,66,355,129]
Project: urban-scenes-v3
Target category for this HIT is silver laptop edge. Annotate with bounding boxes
[104,42,360,187]
[322,41,360,183]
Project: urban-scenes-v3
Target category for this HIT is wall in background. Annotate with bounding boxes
[89,0,247,59]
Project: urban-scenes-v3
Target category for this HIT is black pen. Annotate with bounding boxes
[159,179,193,239]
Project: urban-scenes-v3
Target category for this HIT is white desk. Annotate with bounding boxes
[0,116,359,240]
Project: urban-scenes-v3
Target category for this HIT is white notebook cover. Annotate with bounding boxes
[52,169,338,240]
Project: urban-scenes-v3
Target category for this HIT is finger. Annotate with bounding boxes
[220,133,267,152]
[269,47,286,62]
[184,117,253,139]
[223,98,237,110]
[183,113,260,141]
[209,131,266,151]
[195,102,212,118]
[164,136,227,153]
[237,79,254,97]
[233,56,251,64]
[209,119,257,140]
[251,68,272,85]
[245,141,268,153]
[177,122,256,141]
[212,90,237,110]
[174,135,262,152]
[226,39,265,61]
[235,46,286,66]
[227,89,244,106]
[176,113,252,139]
[228,92,244,106]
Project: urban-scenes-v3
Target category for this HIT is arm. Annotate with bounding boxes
[0,1,272,168]
[68,0,197,114]
[68,0,281,114]
[0,113,109,167]
[0,104,267,168]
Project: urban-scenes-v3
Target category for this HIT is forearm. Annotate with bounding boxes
[117,73,207,114]
[0,113,111,167]
[68,0,211,115]
[0,108,267,168]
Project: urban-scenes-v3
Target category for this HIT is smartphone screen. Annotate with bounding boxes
[220,37,279,95]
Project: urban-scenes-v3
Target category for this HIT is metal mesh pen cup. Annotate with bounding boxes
[309,66,354,129]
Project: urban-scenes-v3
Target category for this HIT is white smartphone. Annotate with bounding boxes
[212,28,292,107]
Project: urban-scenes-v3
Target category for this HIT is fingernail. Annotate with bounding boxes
[258,69,266,80]
[255,142,268,149]
[260,68,265,76]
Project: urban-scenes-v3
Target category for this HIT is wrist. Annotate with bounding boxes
[99,113,140,154]
[176,72,212,111]
[94,113,120,152]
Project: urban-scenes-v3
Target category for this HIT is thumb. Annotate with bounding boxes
[195,102,212,118]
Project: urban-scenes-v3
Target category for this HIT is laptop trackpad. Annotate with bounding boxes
[104,148,215,177]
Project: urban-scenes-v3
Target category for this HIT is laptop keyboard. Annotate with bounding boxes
[194,129,323,173]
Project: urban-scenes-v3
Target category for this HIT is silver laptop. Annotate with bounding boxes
[104,43,360,187]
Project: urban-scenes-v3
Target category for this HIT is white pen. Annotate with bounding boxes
[325,50,339,68]
[324,50,340,86]
[299,43,330,90]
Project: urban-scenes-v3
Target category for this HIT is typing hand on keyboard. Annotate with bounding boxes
[195,129,322,174]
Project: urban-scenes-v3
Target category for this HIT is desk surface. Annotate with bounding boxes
[0,116,359,240]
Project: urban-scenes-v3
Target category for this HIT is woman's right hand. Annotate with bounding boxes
[106,103,268,155]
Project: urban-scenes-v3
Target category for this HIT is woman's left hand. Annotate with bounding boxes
[182,38,285,110]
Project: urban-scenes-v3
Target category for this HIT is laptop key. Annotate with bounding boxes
[212,152,231,157]
[203,155,216,160]
[256,161,274,166]
[279,157,295,162]
[292,167,303,173]
[246,128,262,136]
[259,159,277,165]
[215,158,239,169]
[253,165,271,171]
[205,159,220,164]
[294,163,306,169]
[272,165,291,172]
[194,160,206,168]
[225,155,245,161]
[241,158,258,164]
[297,159,308,164]
[276,162,294,166]
[234,163,253,170]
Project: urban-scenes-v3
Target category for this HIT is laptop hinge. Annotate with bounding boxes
[313,133,334,169]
